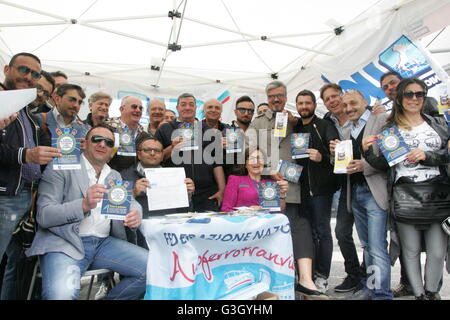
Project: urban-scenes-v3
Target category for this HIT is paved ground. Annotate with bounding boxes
[81,216,449,300]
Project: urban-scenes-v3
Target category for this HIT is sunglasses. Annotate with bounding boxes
[237,107,255,114]
[15,65,41,80]
[139,147,162,153]
[91,135,114,148]
[67,96,84,105]
[403,90,426,99]
[36,84,51,98]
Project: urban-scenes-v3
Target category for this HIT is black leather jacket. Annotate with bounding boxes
[0,105,50,196]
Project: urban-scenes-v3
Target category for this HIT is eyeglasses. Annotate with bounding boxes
[403,91,426,99]
[267,93,286,100]
[67,96,84,105]
[36,84,51,98]
[236,108,255,114]
[91,135,115,148]
[130,104,143,111]
[15,65,41,80]
[138,147,162,154]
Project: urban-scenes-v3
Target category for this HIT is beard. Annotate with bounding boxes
[300,111,314,119]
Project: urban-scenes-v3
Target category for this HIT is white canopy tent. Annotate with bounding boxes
[1,0,450,122]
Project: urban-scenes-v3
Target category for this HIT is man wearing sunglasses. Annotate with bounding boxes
[380,71,440,117]
[223,96,256,178]
[105,95,145,172]
[0,52,61,300]
[26,123,148,300]
[44,83,86,132]
[29,70,55,115]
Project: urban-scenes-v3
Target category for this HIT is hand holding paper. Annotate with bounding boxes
[83,184,108,213]
[26,146,61,165]
[124,209,141,228]
[0,113,19,130]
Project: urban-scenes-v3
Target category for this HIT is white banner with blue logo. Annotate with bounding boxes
[141,214,295,300]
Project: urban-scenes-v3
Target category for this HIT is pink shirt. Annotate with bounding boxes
[221,175,272,212]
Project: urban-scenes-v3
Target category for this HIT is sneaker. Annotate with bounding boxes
[334,275,360,293]
[94,282,110,300]
[425,291,441,300]
[314,276,329,294]
[392,282,414,298]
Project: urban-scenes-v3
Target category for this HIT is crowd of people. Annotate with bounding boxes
[0,52,449,300]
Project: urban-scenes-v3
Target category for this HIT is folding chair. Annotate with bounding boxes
[27,258,115,300]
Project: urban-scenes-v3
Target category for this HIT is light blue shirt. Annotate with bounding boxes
[351,109,371,140]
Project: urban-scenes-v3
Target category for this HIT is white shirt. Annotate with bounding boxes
[52,107,78,128]
[395,122,441,182]
[78,154,112,238]
[351,109,371,140]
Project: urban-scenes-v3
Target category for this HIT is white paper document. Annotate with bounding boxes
[144,167,189,211]
[0,88,37,119]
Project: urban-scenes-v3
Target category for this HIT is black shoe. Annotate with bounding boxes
[425,291,441,300]
[334,276,359,293]
[415,294,428,300]
[392,283,414,298]
[295,283,329,300]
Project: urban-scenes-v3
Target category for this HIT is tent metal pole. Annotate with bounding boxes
[269,31,333,39]
[430,48,450,54]
[0,0,68,21]
[183,15,332,55]
[0,21,68,27]
[78,22,167,47]
[81,14,167,23]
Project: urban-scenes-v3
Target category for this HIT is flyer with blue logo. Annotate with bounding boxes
[277,160,303,183]
[376,126,410,167]
[291,133,310,159]
[258,181,280,212]
[117,128,136,156]
[51,127,82,170]
[179,122,199,151]
[101,179,133,220]
[225,127,243,153]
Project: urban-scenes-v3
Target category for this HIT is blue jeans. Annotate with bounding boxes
[0,189,32,300]
[301,194,334,279]
[40,236,148,300]
[351,184,393,300]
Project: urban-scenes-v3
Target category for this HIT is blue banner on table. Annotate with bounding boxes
[178,122,199,151]
[225,127,243,153]
[376,126,410,167]
[141,214,295,300]
[117,128,136,156]
[277,160,303,183]
[51,127,82,170]
[291,133,310,159]
[101,179,133,220]
[258,181,280,212]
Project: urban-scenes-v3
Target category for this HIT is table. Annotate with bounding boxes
[141,213,295,300]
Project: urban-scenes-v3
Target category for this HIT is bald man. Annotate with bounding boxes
[104,95,145,172]
[202,99,229,130]
[147,99,166,135]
